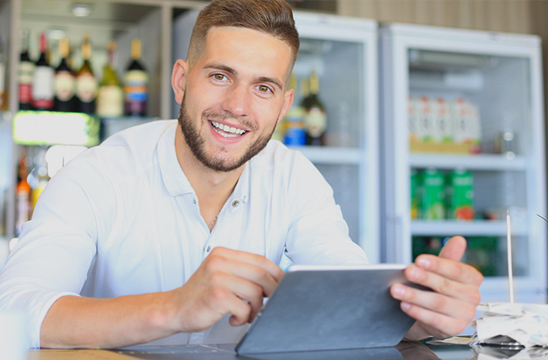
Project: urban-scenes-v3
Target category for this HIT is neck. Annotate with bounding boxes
[174,124,244,224]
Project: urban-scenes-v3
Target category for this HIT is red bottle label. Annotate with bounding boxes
[32,98,54,110]
[19,84,32,103]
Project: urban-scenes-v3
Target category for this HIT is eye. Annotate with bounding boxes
[212,73,227,81]
[257,85,272,93]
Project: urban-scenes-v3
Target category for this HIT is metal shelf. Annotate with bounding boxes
[411,220,527,237]
[288,146,361,165]
[409,153,526,171]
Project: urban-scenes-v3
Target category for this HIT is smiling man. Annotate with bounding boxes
[0,0,482,350]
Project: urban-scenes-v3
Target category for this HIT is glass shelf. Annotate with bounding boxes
[411,219,527,237]
[287,146,361,165]
[409,153,526,171]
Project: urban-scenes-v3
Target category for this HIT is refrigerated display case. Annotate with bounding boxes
[172,11,381,262]
[380,23,546,302]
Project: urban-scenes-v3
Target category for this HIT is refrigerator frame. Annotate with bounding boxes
[380,23,547,302]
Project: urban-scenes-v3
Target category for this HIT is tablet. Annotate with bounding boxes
[235,264,419,355]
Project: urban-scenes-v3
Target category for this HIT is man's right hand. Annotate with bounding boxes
[41,247,283,349]
[167,247,284,333]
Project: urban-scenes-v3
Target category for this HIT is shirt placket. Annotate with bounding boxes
[202,196,245,259]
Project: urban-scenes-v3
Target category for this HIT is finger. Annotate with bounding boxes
[223,293,254,327]
[414,255,483,287]
[405,263,482,300]
[210,247,284,282]
[217,258,280,296]
[438,236,467,261]
[391,282,477,320]
[398,301,472,338]
[220,274,265,322]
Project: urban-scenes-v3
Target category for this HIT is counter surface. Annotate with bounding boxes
[25,342,539,360]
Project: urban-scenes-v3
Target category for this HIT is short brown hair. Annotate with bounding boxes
[187,0,300,72]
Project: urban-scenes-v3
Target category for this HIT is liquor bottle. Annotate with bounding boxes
[97,40,123,118]
[283,74,306,146]
[124,38,148,117]
[18,29,34,110]
[54,38,76,112]
[0,35,7,111]
[32,32,54,111]
[76,35,97,114]
[15,150,31,237]
[303,69,327,146]
[28,146,50,212]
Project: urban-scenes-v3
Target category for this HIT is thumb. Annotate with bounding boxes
[438,236,467,261]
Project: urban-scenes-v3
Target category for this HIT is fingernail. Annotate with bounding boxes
[408,267,420,280]
[393,284,405,297]
[401,302,411,310]
[417,257,431,269]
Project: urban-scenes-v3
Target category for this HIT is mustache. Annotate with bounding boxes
[202,109,258,131]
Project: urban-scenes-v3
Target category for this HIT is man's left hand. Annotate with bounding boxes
[390,236,483,340]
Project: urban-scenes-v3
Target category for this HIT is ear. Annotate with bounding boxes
[278,88,294,122]
[172,59,189,104]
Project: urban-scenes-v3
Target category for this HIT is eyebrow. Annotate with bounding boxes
[204,63,284,91]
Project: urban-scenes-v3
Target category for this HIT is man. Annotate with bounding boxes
[0,0,482,349]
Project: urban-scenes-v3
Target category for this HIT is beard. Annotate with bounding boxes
[177,95,277,172]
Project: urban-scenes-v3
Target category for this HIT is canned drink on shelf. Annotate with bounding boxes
[421,168,445,220]
[447,169,475,220]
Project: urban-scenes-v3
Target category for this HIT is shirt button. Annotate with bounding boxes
[193,199,197,205]
[206,245,212,252]
[232,200,239,207]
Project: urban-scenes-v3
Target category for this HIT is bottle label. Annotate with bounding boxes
[77,73,97,103]
[19,84,32,104]
[55,71,75,101]
[124,70,148,102]
[97,86,124,118]
[19,61,35,85]
[284,126,307,146]
[32,66,55,103]
[304,106,327,138]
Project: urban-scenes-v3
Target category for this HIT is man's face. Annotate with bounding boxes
[177,26,293,172]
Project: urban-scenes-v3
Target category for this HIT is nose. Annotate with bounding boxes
[221,82,250,117]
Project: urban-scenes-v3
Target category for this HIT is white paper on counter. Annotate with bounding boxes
[473,302,548,348]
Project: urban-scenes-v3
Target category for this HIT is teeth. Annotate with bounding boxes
[211,121,246,136]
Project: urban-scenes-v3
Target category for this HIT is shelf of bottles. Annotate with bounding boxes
[3,0,171,240]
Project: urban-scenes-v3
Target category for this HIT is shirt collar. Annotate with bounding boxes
[157,121,250,202]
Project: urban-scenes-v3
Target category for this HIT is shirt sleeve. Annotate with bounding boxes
[284,153,369,266]
[0,155,112,348]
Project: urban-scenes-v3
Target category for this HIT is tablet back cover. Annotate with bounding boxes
[236,266,416,354]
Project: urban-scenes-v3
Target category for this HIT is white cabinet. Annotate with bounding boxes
[380,23,546,302]
[172,11,381,261]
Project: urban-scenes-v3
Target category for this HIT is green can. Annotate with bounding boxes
[421,169,445,220]
[447,169,475,220]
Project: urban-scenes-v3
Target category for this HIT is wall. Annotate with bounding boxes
[337,1,532,33]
